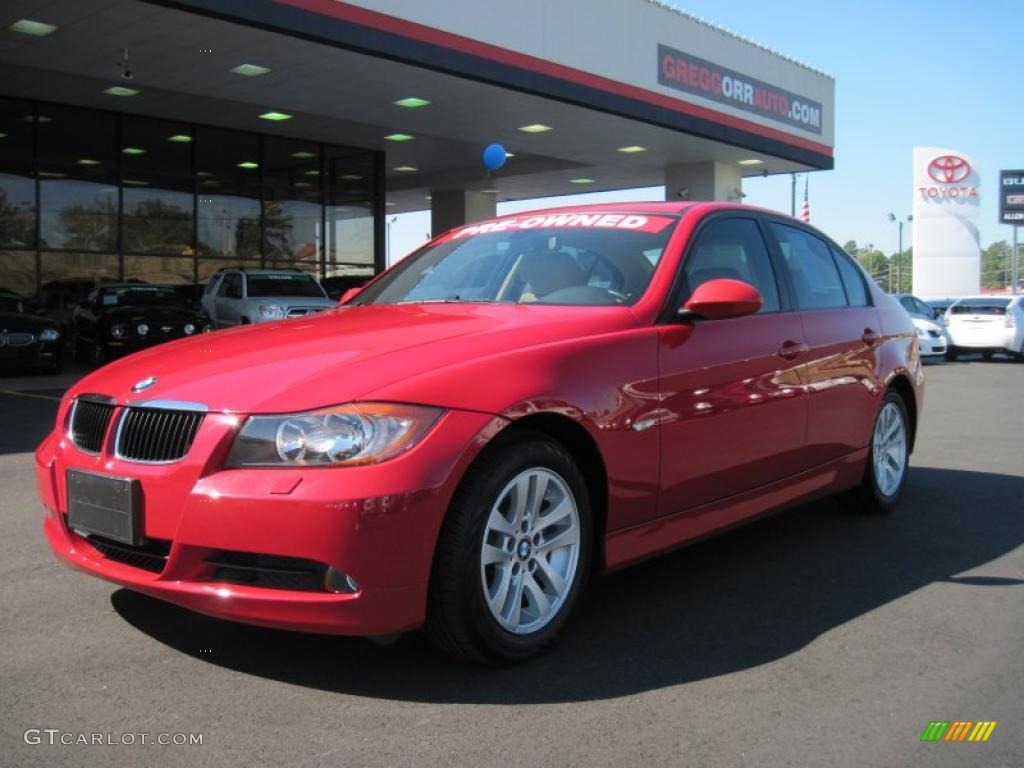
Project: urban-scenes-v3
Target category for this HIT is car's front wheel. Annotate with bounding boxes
[425,433,592,663]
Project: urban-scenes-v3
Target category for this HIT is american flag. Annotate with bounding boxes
[799,176,810,223]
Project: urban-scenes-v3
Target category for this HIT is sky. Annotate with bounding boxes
[388,0,1020,264]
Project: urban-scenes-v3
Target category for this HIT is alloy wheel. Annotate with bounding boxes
[480,467,581,635]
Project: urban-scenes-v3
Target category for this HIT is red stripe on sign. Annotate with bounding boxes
[274,0,832,157]
[1007,195,1024,204]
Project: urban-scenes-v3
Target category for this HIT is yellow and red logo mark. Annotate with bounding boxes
[921,721,997,742]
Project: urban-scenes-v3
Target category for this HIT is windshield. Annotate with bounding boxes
[357,214,677,306]
[99,286,185,308]
[247,273,326,298]
[950,298,1011,315]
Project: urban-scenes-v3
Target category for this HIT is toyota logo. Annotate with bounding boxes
[927,155,971,184]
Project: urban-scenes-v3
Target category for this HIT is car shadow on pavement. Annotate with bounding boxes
[111,465,1023,704]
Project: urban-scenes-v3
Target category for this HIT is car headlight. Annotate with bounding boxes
[137,323,149,336]
[225,403,443,467]
[183,323,196,335]
[39,328,60,342]
[258,305,285,320]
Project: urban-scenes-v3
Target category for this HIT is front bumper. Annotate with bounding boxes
[0,340,61,369]
[36,407,499,636]
[917,335,947,356]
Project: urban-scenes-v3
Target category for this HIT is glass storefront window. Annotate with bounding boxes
[263,136,321,266]
[37,106,118,252]
[123,255,195,285]
[0,101,379,295]
[121,117,194,255]
[196,127,260,259]
[40,251,119,283]
[326,147,374,265]
[0,98,36,249]
[0,251,36,297]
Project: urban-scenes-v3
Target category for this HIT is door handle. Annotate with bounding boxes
[776,340,809,360]
[862,328,881,346]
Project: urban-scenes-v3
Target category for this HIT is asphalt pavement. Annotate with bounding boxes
[0,358,1021,767]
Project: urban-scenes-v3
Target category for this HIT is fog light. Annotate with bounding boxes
[137,323,149,336]
[184,323,196,335]
[324,567,359,594]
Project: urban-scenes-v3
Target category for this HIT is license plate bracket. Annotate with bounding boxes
[66,470,142,546]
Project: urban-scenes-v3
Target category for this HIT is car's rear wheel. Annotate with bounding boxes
[852,390,910,513]
[982,350,994,361]
[944,346,958,361]
[425,433,592,663]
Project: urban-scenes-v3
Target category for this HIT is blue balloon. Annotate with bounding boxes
[483,143,507,170]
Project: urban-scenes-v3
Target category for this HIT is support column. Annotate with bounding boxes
[430,190,497,236]
[664,162,743,203]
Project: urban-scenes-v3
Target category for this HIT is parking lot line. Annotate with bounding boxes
[0,389,63,402]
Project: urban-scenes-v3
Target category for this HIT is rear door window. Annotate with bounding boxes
[769,224,848,310]
[831,247,869,307]
[681,218,781,313]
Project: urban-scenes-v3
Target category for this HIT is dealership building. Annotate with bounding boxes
[0,0,835,297]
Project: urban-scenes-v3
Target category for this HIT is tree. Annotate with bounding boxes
[122,198,192,255]
[0,188,35,248]
[981,240,1011,290]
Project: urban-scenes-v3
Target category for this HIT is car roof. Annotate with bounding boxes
[462,200,810,226]
[952,295,1018,301]
[220,267,311,275]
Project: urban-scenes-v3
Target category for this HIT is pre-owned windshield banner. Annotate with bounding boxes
[450,214,676,239]
[658,44,824,135]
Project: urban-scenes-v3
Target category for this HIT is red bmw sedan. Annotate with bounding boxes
[36,202,923,662]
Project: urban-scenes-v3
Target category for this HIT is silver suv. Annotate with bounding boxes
[202,269,336,328]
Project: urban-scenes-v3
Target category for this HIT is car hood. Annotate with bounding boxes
[69,303,635,413]
[0,310,57,333]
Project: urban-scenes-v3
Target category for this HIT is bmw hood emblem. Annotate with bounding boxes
[132,376,158,393]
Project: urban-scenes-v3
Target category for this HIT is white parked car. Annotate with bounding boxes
[943,295,1024,361]
[202,269,336,328]
[893,293,948,359]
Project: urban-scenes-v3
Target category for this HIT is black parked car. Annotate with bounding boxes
[320,274,372,301]
[71,284,212,366]
[0,290,63,375]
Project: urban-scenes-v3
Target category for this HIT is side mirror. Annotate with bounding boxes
[339,287,362,304]
[679,278,762,321]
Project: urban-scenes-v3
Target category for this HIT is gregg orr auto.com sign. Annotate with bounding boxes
[658,44,824,134]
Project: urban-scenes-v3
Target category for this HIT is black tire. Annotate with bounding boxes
[981,350,994,361]
[849,390,910,513]
[425,432,593,664]
[42,357,63,375]
[944,346,958,361]
[240,317,250,325]
[71,332,84,363]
